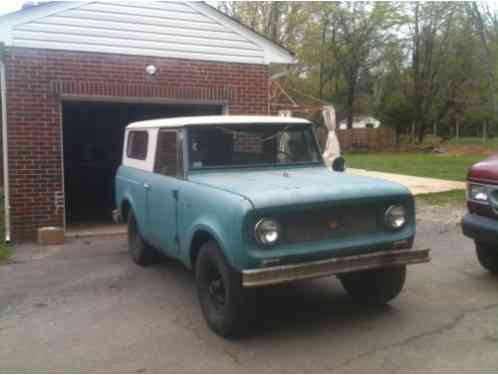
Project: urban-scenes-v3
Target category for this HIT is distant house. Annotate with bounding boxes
[338,116,381,130]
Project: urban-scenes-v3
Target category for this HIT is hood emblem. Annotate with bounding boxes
[328,220,339,231]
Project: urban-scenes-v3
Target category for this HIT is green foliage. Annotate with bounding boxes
[218,2,498,141]
[0,245,12,264]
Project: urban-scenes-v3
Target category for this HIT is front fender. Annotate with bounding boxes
[183,220,234,270]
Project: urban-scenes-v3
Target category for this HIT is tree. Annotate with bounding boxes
[218,2,308,49]
[324,2,404,128]
[409,2,463,142]
[374,42,413,142]
[218,1,498,142]
[467,2,498,124]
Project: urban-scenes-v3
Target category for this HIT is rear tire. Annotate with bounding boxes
[127,211,159,266]
[476,242,498,274]
[195,240,248,338]
[340,266,406,305]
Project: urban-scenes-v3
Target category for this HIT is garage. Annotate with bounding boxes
[0,1,295,241]
[62,101,221,227]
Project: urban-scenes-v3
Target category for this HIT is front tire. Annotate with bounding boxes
[195,241,248,338]
[476,242,498,274]
[127,211,159,266]
[340,266,406,305]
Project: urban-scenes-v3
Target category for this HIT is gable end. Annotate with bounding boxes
[0,1,295,65]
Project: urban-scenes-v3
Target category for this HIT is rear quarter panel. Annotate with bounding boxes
[115,165,150,232]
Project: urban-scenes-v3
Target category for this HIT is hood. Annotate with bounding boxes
[468,154,498,183]
[188,166,411,209]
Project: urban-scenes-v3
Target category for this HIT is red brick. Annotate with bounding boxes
[5,47,269,241]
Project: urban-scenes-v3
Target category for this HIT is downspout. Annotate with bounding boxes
[0,43,10,242]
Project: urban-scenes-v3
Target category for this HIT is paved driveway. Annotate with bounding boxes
[1,207,498,372]
[348,168,466,195]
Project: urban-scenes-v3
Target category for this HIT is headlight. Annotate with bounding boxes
[255,218,280,246]
[385,205,406,230]
[468,183,489,204]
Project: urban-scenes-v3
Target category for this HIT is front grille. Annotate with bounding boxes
[469,182,498,219]
[281,206,379,244]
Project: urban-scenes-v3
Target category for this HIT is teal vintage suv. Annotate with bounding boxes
[114,115,430,337]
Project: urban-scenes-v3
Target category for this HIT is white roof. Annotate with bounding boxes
[0,2,295,65]
[127,116,311,129]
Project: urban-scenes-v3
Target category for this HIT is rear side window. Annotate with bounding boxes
[127,131,148,160]
[154,130,183,177]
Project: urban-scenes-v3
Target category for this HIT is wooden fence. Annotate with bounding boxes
[317,128,396,151]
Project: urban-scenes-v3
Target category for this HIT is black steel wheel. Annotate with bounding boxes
[127,211,159,266]
[340,266,406,305]
[195,240,248,338]
[476,242,498,274]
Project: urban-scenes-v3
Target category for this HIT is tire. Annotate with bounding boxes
[340,266,406,305]
[476,242,498,274]
[195,240,248,338]
[127,211,159,266]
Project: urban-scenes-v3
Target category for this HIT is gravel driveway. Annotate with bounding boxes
[1,203,497,372]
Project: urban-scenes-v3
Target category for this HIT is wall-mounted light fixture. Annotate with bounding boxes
[146,65,157,76]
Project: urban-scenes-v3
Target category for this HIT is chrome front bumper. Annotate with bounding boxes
[242,248,430,287]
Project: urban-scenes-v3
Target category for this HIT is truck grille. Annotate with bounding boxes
[281,206,379,244]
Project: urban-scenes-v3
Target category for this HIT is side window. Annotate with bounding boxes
[127,131,148,160]
[154,130,183,177]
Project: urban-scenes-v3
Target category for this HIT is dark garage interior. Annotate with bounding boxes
[62,100,221,226]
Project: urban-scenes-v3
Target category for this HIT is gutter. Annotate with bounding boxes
[0,43,10,242]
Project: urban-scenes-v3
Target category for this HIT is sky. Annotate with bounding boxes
[0,0,25,16]
[1,0,498,18]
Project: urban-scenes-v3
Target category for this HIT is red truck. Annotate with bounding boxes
[462,155,498,273]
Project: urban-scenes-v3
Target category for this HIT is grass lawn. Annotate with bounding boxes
[346,152,483,181]
[404,135,498,149]
[0,243,12,263]
[416,189,466,207]
[447,137,498,148]
[0,194,12,264]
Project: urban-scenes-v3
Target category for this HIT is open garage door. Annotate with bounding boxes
[62,101,222,227]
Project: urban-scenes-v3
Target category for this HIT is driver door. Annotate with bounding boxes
[146,129,183,256]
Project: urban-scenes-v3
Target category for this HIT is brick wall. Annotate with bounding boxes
[5,47,269,241]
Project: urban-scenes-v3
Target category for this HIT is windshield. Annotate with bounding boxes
[188,123,322,170]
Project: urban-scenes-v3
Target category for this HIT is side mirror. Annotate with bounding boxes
[332,156,346,172]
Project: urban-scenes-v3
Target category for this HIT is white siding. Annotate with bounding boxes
[2,1,294,65]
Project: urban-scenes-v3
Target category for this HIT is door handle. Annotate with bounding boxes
[143,183,151,191]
